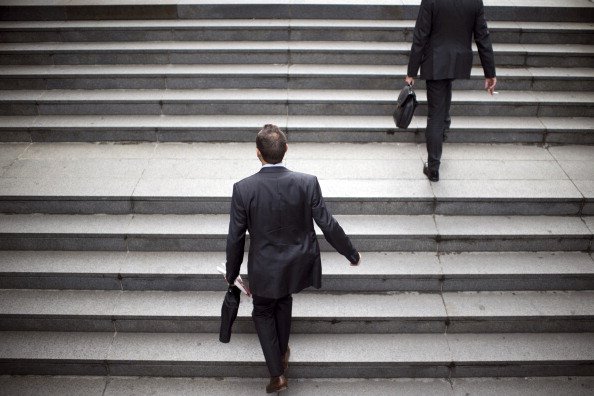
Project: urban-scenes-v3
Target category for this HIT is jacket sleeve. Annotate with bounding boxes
[474,0,496,78]
[407,0,433,77]
[310,177,359,264]
[225,182,247,282]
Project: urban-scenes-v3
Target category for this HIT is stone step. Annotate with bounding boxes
[1,0,593,23]
[1,89,591,118]
[1,115,592,144]
[1,41,592,68]
[0,213,591,252]
[1,375,593,396]
[1,289,593,333]
[0,185,588,216]
[0,331,592,377]
[0,19,591,45]
[1,251,593,292]
[1,64,591,91]
[1,142,592,215]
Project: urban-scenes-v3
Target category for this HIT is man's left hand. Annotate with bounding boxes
[350,252,362,266]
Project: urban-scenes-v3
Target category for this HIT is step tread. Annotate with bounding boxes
[1,251,592,276]
[2,0,591,7]
[0,19,592,31]
[2,289,593,319]
[1,142,592,200]
[0,376,592,396]
[1,115,592,131]
[0,213,591,237]
[2,89,593,104]
[2,0,592,25]
[1,331,593,364]
[2,41,593,53]
[1,251,592,294]
[1,64,592,78]
[0,178,586,200]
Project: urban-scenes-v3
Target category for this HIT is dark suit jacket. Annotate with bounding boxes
[225,166,359,299]
[407,0,496,80]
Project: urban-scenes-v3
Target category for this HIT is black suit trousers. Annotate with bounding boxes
[252,294,292,377]
[426,79,453,172]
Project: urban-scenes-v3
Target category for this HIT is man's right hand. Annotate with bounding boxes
[485,77,497,95]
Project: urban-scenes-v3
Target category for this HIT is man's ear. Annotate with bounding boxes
[285,144,289,153]
[256,148,265,164]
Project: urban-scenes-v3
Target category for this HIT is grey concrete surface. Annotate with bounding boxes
[1,64,591,91]
[0,0,589,6]
[443,290,594,332]
[439,251,594,276]
[1,331,592,377]
[449,332,594,361]
[0,376,107,396]
[0,331,113,361]
[0,18,591,45]
[0,1,592,23]
[0,212,592,251]
[0,289,121,316]
[435,215,591,236]
[0,38,592,56]
[105,376,454,396]
[1,250,592,292]
[1,142,591,203]
[1,89,592,119]
[452,377,594,396]
[2,288,593,333]
[443,291,594,318]
[0,0,593,389]
[1,114,591,144]
[1,375,593,396]
[0,250,126,274]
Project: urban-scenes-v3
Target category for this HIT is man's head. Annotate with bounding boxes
[256,124,288,164]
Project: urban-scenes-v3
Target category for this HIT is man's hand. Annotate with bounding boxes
[350,252,362,266]
[405,76,415,86]
[485,77,497,95]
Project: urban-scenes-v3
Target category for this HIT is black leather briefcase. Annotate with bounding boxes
[392,83,418,129]
[219,285,241,343]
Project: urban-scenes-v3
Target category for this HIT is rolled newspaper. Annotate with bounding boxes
[217,265,251,297]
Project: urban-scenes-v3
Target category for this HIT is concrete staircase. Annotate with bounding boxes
[1,2,593,144]
[0,1,593,394]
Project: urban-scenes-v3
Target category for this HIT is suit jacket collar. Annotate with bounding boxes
[258,166,290,173]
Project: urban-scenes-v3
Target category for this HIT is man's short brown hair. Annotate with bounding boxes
[256,124,287,164]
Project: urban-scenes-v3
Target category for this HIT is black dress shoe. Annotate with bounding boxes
[423,162,439,182]
[266,375,288,393]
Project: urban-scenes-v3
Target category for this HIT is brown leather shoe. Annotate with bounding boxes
[282,346,291,371]
[266,375,288,393]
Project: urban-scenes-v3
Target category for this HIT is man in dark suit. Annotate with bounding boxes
[406,0,497,181]
[225,124,361,393]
